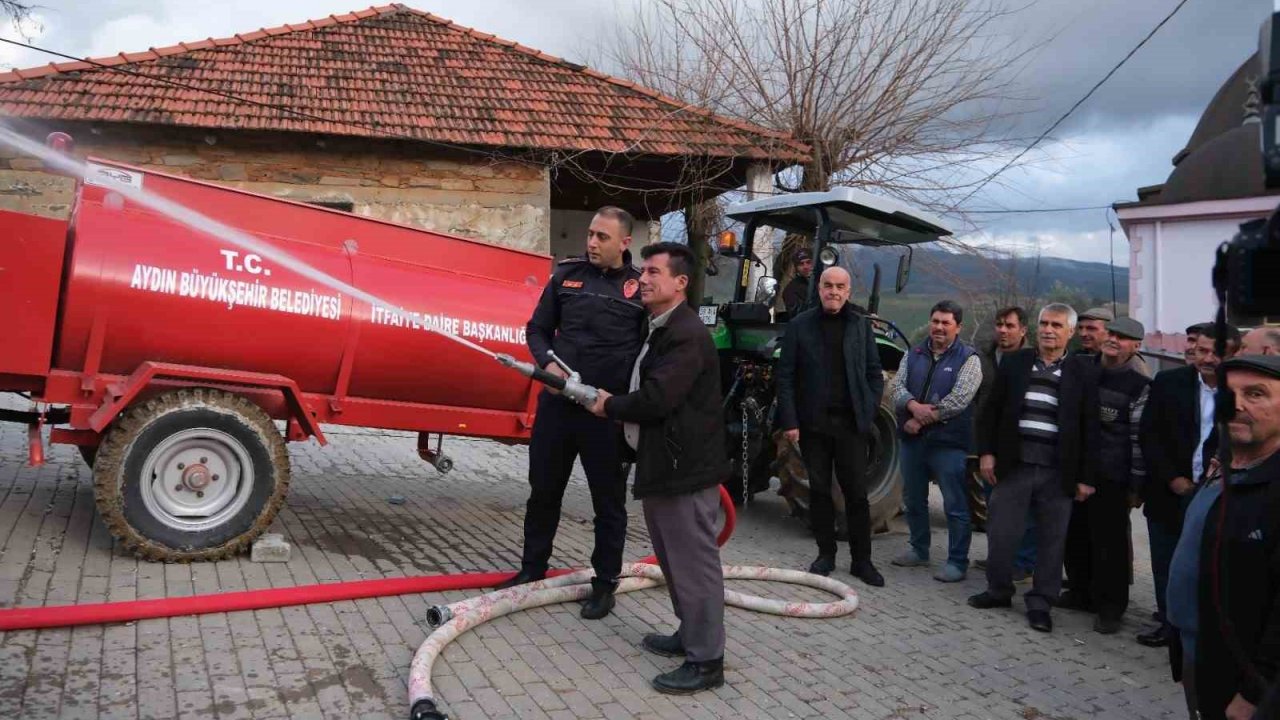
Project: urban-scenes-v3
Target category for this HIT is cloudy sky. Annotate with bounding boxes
[0,0,1269,264]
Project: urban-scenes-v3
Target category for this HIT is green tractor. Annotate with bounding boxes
[701,188,951,534]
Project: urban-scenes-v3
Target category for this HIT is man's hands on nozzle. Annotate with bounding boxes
[589,389,611,418]
[543,362,568,395]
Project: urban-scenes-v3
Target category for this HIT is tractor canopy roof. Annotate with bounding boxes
[726,187,951,247]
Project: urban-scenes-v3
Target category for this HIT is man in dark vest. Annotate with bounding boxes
[1060,317,1151,634]
[777,266,885,587]
[889,300,982,582]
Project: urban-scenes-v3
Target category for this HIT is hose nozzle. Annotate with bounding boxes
[425,605,453,629]
[410,698,447,720]
[494,354,599,410]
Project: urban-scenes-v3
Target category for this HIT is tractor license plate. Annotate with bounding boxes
[698,305,718,325]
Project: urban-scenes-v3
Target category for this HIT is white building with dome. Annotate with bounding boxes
[1114,52,1278,358]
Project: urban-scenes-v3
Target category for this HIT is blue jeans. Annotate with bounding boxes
[901,439,971,569]
[983,480,1037,572]
[1146,514,1181,623]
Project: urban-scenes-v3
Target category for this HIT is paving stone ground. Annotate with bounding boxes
[0,402,1185,719]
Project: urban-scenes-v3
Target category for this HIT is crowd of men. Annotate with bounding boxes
[497,208,1280,716]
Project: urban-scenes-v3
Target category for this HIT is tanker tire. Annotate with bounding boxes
[93,388,290,562]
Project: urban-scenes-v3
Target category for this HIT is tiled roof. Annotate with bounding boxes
[0,4,806,162]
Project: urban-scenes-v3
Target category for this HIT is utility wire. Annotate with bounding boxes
[951,0,1192,210]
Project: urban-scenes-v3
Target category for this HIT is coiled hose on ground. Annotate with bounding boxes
[407,486,862,719]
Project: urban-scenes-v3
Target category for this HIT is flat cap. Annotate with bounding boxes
[1080,306,1115,322]
[1222,354,1280,380]
[1106,317,1145,341]
[1186,322,1212,336]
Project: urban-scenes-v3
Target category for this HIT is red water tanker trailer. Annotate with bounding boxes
[1,142,552,561]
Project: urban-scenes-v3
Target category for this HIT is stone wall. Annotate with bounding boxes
[0,124,551,253]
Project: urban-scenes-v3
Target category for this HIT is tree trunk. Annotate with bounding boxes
[684,199,717,307]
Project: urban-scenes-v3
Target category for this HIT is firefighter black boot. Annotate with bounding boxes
[581,578,618,619]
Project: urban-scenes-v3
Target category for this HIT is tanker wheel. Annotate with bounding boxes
[93,388,290,562]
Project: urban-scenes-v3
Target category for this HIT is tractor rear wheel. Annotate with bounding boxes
[93,388,290,562]
[775,389,903,536]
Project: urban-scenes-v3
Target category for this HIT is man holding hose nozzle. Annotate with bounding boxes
[499,206,645,621]
[589,242,730,695]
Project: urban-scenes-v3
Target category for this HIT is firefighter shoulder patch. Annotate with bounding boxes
[562,279,584,289]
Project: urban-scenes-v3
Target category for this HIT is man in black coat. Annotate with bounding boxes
[777,265,886,587]
[1165,354,1280,720]
[1137,323,1240,648]
[592,242,729,695]
[969,303,1095,633]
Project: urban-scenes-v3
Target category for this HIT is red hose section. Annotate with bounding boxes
[0,485,737,631]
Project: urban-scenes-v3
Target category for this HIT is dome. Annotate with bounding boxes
[1158,124,1270,204]
[1172,53,1257,166]
[1124,52,1280,207]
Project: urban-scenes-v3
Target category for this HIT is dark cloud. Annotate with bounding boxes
[5,0,1270,262]
[1001,0,1263,135]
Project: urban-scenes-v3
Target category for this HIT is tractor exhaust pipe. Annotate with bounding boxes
[867,263,882,316]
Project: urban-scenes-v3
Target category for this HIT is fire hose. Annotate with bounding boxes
[409,554,860,720]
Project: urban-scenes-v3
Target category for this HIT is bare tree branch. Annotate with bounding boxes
[600,0,1038,281]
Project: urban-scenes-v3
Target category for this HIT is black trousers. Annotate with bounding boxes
[521,393,628,580]
[1063,481,1131,619]
[799,412,871,562]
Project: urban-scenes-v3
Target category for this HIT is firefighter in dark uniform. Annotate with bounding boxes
[497,206,646,620]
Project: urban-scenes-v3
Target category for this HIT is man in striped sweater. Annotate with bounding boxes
[969,303,1096,633]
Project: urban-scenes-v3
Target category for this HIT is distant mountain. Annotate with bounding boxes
[846,246,1128,303]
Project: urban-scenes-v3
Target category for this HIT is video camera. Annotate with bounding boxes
[1218,13,1280,326]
